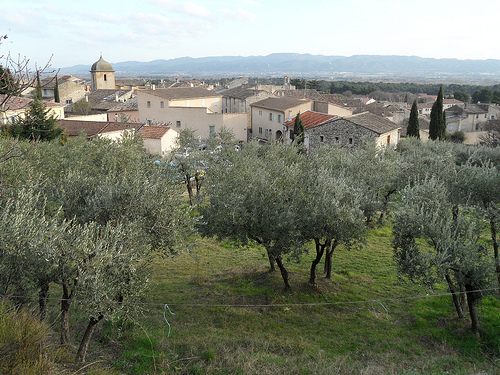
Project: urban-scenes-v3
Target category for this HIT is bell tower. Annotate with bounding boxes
[90,55,115,91]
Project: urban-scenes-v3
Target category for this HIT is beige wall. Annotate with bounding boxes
[66,113,108,121]
[251,102,313,142]
[91,71,116,90]
[138,91,247,142]
[107,110,139,123]
[375,128,400,148]
[142,129,179,157]
[169,97,221,113]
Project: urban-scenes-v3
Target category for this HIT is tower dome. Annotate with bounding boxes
[91,55,114,72]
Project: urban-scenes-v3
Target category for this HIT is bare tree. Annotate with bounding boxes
[1,35,54,120]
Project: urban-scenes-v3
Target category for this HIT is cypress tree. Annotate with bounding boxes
[407,100,420,138]
[292,112,305,146]
[429,85,445,140]
[34,71,42,101]
[54,75,60,103]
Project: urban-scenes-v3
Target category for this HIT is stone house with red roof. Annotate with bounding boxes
[285,111,400,153]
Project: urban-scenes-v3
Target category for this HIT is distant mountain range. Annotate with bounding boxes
[58,53,500,78]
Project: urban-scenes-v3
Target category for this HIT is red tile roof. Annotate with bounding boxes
[138,125,174,139]
[283,110,337,129]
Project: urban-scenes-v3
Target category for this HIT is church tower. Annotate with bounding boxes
[90,55,116,91]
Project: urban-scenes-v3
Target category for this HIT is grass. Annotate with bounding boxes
[7,225,499,374]
[71,225,498,374]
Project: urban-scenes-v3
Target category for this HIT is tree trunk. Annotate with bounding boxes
[489,217,500,290]
[60,282,72,346]
[324,240,338,279]
[275,255,290,288]
[38,281,50,321]
[310,239,328,285]
[76,315,104,363]
[445,272,465,319]
[184,173,193,206]
[465,283,480,337]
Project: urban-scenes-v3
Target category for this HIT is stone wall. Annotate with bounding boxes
[306,118,379,154]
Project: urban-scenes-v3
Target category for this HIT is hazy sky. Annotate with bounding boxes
[1,0,500,69]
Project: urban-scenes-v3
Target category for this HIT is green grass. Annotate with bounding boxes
[44,225,500,374]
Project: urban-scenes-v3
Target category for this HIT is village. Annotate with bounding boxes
[3,54,499,156]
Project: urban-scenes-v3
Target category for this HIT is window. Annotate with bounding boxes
[269,113,274,121]
[449,125,454,131]
[43,89,48,95]
[259,127,263,134]
[259,110,262,116]
[161,101,164,108]
[349,138,353,144]
[265,129,269,137]
[104,74,107,81]
[209,125,215,138]
[147,119,152,125]
[176,121,181,128]
[66,99,72,104]
[387,135,391,144]
[214,98,219,106]
[277,114,282,123]
[462,125,466,130]
[320,135,324,142]
[335,137,339,142]
[147,101,151,108]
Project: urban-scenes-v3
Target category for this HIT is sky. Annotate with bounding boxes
[1,0,500,70]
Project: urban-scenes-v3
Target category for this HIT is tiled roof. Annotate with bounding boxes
[138,125,174,139]
[140,87,219,100]
[221,85,265,100]
[87,90,135,111]
[0,95,64,111]
[107,97,138,112]
[57,119,140,137]
[283,110,337,129]
[343,112,400,134]
[275,89,327,102]
[251,97,312,111]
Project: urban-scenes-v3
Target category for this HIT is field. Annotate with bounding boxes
[67,226,500,375]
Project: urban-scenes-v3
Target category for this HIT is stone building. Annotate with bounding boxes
[90,55,116,91]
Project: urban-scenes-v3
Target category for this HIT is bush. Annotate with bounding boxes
[0,301,55,375]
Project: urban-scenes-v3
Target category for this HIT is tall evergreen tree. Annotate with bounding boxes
[407,100,420,138]
[34,71,42,101]
[10,98,63,141]
[429,85,445,140]
[54,76,60,103]
[292,112,305,146]
[0,65,20,96]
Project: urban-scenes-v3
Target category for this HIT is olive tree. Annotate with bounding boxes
[199,142,307,288]
[392,178,493,336]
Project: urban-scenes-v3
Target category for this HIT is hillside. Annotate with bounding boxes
[59,53,500,78]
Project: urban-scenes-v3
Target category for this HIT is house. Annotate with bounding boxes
[288,111,400,153]
[138,125,178,157]
[137,87,248,143]
[418,99,464,115]
[275,89,354,117]
[1,95,65,125]
[57,119,140,140]
[37,75,88,105]
[445,104,489,132]
[250,97,313,142]
[57,119,178,157]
